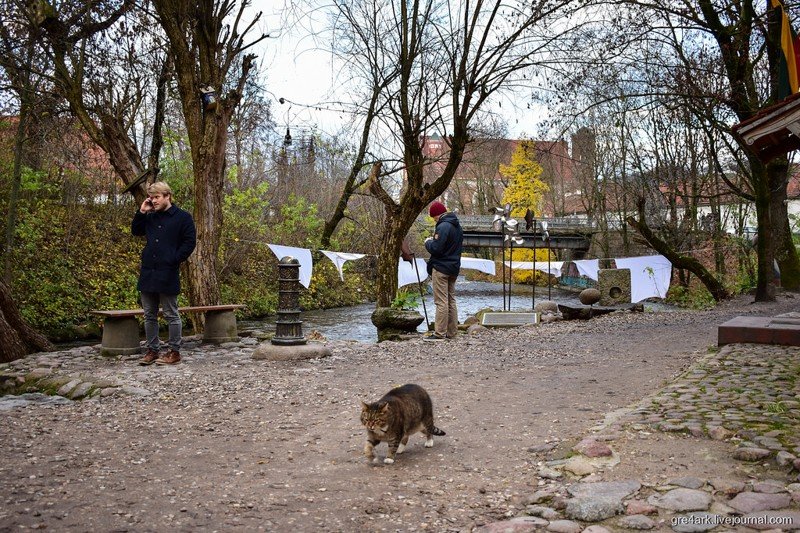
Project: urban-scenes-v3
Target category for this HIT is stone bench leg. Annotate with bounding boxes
[203,310,239,343]
[100,317,141,356]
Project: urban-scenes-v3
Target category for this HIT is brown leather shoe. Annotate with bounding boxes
[139,349,160,366]
[155,350,181,365]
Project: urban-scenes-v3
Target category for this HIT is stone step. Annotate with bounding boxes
[718,316,800,347]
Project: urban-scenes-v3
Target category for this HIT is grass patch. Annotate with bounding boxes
[765,401,787,414]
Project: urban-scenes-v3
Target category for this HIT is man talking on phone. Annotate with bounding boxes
[131,182,196,365]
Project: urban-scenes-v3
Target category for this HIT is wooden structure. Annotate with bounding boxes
[732,92,800,162]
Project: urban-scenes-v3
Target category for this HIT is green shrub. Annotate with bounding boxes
[300,260,373,310]
[391,289,420,310]
[665,285,715,310]
[0,164,377,337]
[9,201,140,334]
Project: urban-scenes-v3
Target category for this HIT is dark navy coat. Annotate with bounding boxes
[425,212,463,276]
[132,205,196,295]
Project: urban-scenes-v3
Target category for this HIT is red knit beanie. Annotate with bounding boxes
[429,201,447,218]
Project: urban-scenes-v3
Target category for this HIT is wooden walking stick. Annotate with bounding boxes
[401,239,430,329]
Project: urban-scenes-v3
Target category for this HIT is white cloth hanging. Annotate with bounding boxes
[504,261,564,278]
[398,257,428,287]
[267,244,313,288]
[615,255,672,302]
[320,250,366,281]
[573,259,600,281]
[460,257,496,276]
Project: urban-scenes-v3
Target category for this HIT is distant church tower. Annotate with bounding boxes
[571,127,596,167]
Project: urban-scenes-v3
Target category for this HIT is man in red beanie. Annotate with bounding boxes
[424,201,463,341]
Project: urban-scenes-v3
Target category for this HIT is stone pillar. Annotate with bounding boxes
[273,256,307,346]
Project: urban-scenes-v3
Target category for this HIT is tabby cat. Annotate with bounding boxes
[360,383,446,464]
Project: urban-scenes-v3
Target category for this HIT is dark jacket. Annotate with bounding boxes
[132,205,197,295]
[425,212,463,276]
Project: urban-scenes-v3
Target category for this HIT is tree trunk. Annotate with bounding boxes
[153,0,262,310]
[375,207,425,307]
[375,217,405,308]
[185,119,227,308]
[0,279,54,363]
[626,201,730,302]
[767,160,800,290]
[753,172,776,301]
[775,202,800,290]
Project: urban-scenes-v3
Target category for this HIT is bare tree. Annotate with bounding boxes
[589,0,798,298]
[626,199,730,301]
[0,0,56,359]
[325,0,585,307]
[151,0,269,307]
[28,0,173,205]
[0,0,46,283]
[0,279,54,362]
[228,73,275,189]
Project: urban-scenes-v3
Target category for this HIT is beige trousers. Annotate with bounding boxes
[432,269,458,337]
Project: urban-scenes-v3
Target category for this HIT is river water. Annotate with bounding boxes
[241,279,676,343]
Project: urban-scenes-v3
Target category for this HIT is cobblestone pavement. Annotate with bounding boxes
[623,343,800,459]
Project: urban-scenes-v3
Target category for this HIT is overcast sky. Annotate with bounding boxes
[253,1,548,142]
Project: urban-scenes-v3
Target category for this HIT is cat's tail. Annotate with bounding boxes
[430,426,446,436]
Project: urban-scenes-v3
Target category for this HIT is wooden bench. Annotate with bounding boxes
[90,304,246,356]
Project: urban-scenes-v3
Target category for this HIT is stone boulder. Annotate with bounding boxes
[467,323,488,335]
[565,481,641,522]
[463,316,480,327]
[370,307,426,342]
[647,488,712,512]
[535,301,560,314]
[579,288,601,305]
[252,342,332,361]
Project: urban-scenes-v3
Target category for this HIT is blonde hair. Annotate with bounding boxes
[147,181,172,197]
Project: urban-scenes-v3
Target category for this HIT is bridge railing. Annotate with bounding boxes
[455,214,597,232]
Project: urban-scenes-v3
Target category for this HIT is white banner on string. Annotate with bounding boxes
[267,244,313,288]
[460,257,496,276]
[398,257,428,287]
[320,250,366,281]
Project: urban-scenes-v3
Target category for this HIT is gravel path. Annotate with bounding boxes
[0,293,798,532]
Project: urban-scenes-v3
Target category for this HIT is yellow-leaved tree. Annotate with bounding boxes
[499,141,550,284]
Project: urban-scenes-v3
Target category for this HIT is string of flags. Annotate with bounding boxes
[263,243,672,303]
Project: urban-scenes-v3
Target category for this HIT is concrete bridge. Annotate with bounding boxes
[456,215,596,251]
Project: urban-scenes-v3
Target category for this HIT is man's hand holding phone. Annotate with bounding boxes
[140,197,154,214]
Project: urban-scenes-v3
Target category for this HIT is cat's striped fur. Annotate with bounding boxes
[360,384,446,464]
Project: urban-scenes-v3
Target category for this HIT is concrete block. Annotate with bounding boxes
[597,268,631,306]
[203,310,239,343]
[718,316,800,346]
[100,316,141,356]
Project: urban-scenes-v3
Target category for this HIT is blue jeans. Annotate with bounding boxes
[140,292,182,352]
